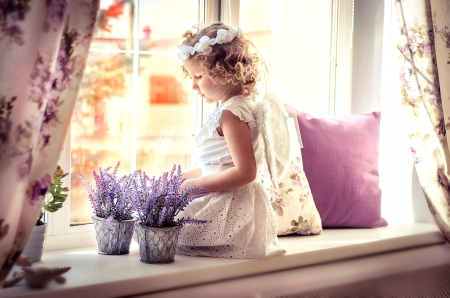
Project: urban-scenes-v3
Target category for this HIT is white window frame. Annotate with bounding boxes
[45,0,352,251]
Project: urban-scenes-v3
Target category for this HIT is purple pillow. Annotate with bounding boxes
[296,111,388,228]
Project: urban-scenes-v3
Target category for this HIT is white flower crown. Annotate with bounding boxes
[177,27,242,64]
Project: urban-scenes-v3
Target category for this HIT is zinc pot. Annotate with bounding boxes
[135,225,181,264]
[93,216,136,255]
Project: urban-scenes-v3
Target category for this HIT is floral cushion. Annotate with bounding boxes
[271,152,323,236]
[268,106,322,236]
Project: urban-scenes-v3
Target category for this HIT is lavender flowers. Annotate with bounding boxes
[79,161,134,222]
[79,162,206,227]
[131,165,207,228]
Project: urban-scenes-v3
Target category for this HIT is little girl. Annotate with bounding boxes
[176,22,285,259]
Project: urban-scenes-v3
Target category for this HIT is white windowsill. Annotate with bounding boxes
[2,222,444,298]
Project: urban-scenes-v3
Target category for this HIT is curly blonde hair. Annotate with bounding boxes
[180,22,261,98]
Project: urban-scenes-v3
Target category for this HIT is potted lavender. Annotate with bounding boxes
[131,165,206,264]
[79,162,136,255]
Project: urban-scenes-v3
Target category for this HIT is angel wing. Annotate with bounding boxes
[255,92,294,186]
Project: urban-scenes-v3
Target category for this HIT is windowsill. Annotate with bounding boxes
[2,222,444,298]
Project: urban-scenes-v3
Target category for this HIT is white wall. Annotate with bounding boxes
[351,0,432,224]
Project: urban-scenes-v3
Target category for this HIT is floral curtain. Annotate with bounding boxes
[0,0,98,286]
[395,0,450,242]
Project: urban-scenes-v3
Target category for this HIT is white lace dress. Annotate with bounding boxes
[176,96,285,259]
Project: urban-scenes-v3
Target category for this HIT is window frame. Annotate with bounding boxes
[45,0,351,252]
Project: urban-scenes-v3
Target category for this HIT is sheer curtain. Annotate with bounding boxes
[0,0,98,285]
[395,0,450,242]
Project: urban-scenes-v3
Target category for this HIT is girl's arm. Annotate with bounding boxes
[180,110,256,192]
[181,167,202,179]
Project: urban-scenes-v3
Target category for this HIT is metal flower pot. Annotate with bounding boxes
[135,225,181,264]
[93,216,136,255]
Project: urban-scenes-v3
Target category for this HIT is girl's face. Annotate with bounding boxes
[184,59,229,104]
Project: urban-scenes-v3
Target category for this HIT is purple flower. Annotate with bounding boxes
[41,134,51,149]
[29,174,52,206]
[0,0,30,43]
[437,167,450,192]
[436,118,446,136]
[56,45,73,86]
[39,98,58,148]
[410,146,423,165]
[130,165,207,228]
[292,176,302,188]
[46,0,67,28]
[400,26,407,36]
[1,11,21,39]
[0,117,12,148]
[399,43,413,60]
[17,151,33,180]
[29,55,52,108]
[79,161,134,221]
[421,43,432,57]
[435,25,450,49]
[43,103,57,125]
[85,0,99,37]
[51,78,58,90]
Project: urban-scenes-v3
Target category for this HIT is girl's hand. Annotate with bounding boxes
[180,179,191,193]
[181,178,206,197]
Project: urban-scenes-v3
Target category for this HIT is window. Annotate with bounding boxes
[47,0,353,250]
[239,0,333,115]
[69,0,199,225]
[149,76,186,104]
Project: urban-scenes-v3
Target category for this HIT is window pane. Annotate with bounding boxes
[239,0,332,115]
[136,54,193,176]
[91,0,134,51]
[70,0,199,225]
[139,0,199,51]
[71,52,134,224]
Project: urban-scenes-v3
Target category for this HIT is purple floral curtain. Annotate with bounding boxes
[0,0,98,285]
[395,0,450,242]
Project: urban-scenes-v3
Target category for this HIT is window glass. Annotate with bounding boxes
[91,0,134,50]
[70,0,199,225]
[71,52,134,224]
[239,0,332,115]
[136,55,193,176]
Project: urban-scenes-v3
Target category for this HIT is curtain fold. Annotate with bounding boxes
[0,0,98,285]
[395,0,450,242]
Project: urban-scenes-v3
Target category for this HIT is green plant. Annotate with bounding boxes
[36,167,69,226]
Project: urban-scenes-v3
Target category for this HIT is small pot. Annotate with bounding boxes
[23,224,47,262]
[135,224,181,264]
[93,216,136,255]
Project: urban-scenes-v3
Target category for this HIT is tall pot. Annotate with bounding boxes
[93,216,136,255]
[22,224,47,262]
[135,224,181,264]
